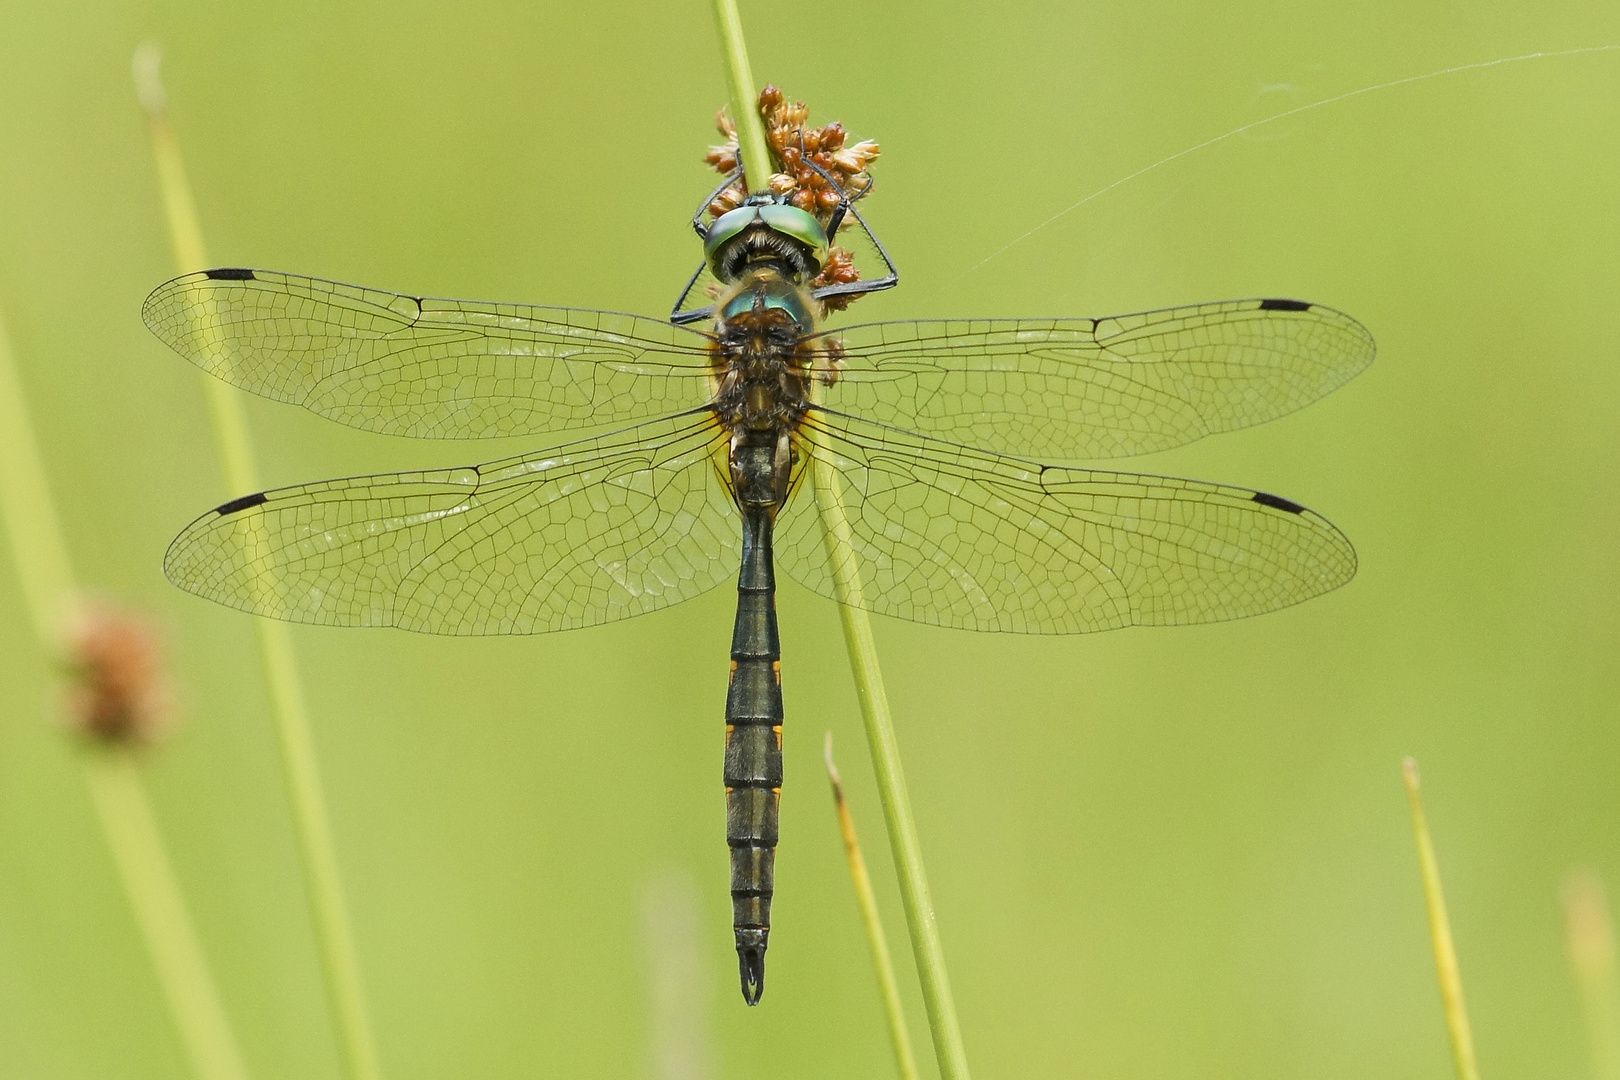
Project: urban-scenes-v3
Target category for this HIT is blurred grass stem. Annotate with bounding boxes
[825,734,920,1080]
[0,311,73,637]
[135,44,384,1080]
[83,751,254,1080]
[1562,870,1620,1080]
[0,305,251,1080]
[1402,758,1481,1080]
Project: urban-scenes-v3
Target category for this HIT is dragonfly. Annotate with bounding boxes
[143,178,1372,1006]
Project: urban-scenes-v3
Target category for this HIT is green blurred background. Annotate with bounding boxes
[2,2,1618,1077]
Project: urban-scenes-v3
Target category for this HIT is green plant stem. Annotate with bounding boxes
[1562,870,1620,1080]
[709,0,773,188]
[0,310,74,641]
[702,10,971,1075]
[815,464,971,1080]
[134,45,384,1080]
[0,304,251,1080]
[1403,758,1481,1080]
[825,733,920,1080]
[83,751,255,1080]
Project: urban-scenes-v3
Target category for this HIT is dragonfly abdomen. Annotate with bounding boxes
[725,440,785,1006]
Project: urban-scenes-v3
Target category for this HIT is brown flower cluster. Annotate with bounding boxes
[809,247,863,313]
[703,85,880,225]
[63,603,172,747]
[703,86,881,312]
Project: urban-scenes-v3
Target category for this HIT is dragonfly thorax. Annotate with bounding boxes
[711,270,818,508]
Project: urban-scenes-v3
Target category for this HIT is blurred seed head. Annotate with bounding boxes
[131,41,167,115]
[1563,869,1618,980]
[62,601,173,747]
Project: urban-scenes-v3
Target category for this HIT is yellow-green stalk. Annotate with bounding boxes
[825,734,920,1080]
[1402,757,1481,1080]
[0,304,252,1080]
[701,8,972,1073]
[709,0,773,189]
[1562,870,1620,1080]
[133,43,384,1080]
[812,461,971,1079]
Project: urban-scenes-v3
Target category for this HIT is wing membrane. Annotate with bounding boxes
[143,270,717,439]
[818,298,1373,460]
[164,413,737,635]
[775,410,1355,633]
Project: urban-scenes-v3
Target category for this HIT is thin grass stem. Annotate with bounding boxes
[1562,870,1620,1080]
[133,44,384,1080]
[825,733,920,1080]
[83,750,255,1080]
[813,464,971,1079]
[1402,757,1481,1080]
[0,304,251,1080]
[709,0,773,188]
[702,10,971,1074]
[0,311,74,639]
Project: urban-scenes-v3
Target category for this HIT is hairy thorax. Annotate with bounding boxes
[709,268,822,511]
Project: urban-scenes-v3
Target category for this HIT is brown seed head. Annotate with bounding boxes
[704,144,739,173]
[63,603,173,747]
[832,140,880,175]
[812,247,865,312]
[705,86,881,229]
[702,85,883,312]
[817,338,847,386]
[706,183,747,219]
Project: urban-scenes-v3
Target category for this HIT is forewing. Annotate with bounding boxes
[818,299,1373,460]
[143,269,716,439]
[164,414,738,635]
[775,411,1355,634]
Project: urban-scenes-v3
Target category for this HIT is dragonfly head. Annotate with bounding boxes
[704,199,829,285]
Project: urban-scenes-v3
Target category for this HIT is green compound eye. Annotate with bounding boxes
[704,202,830,277]
[757,204,829,266]
[704,206,758,268]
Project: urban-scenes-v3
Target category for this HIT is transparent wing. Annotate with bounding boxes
[143,269,717,439]
[164,413,738,635]
[775,410,1355,634]
[817,298,1373,460]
